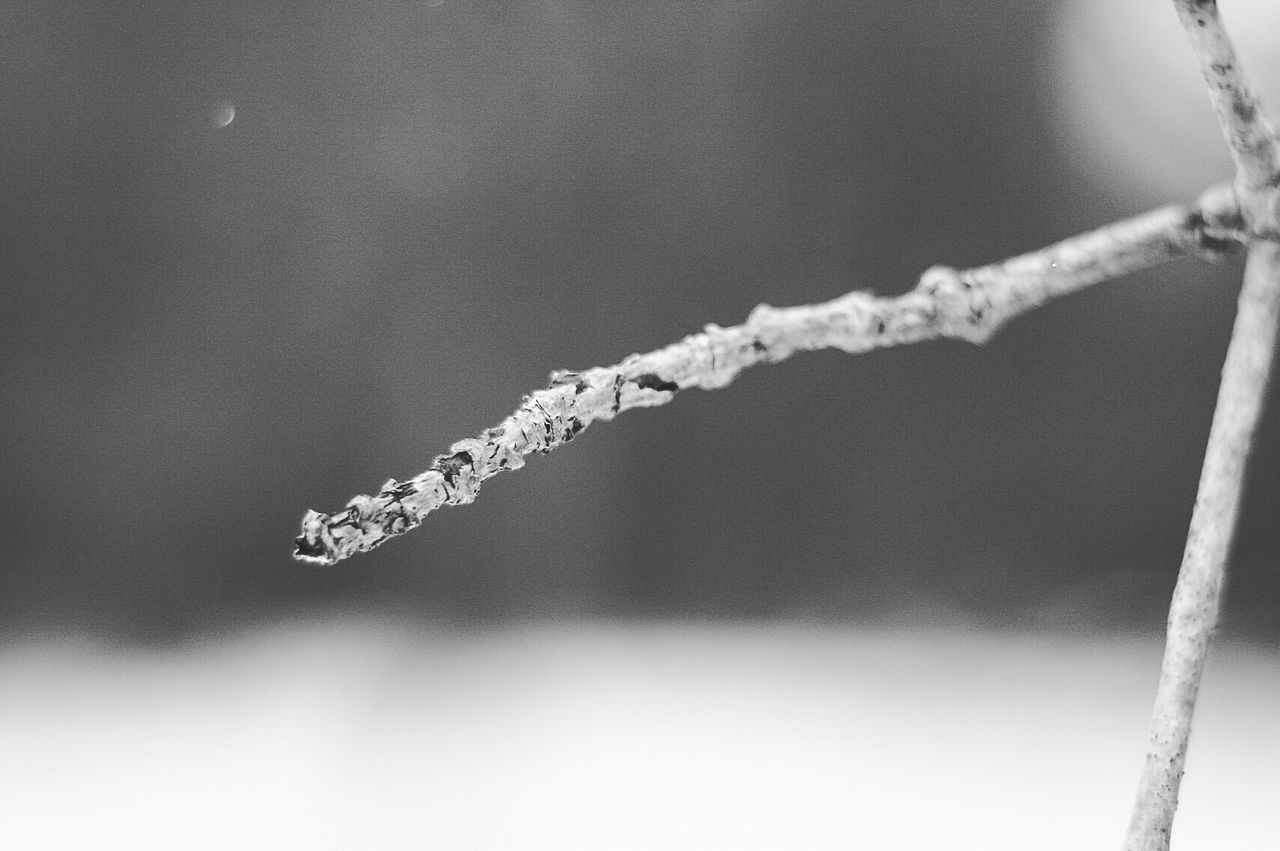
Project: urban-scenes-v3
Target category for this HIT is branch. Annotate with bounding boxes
[1172,0,1280,234]
[1119,7,1280,848]
[1122,240,1280,851]
[294,186,1241,565]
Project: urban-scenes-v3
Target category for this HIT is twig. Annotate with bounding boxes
[1119,5,1280,849]
[1172,0,1280,234]
[1122,240,1280,851]
[294,187,1241,565]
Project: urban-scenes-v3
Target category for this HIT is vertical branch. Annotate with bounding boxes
[1124,4,1280,848]
[1122,240,1280,851]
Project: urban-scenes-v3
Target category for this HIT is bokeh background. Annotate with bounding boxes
[1,1,1278,848]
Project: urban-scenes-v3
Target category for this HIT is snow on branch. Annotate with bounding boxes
[294,185,1241,565]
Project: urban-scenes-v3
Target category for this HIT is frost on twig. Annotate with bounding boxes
[294,187,1240,565]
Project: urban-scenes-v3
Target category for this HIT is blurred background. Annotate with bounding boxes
[2,1,1278,848]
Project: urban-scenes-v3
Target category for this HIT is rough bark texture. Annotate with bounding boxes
[291,6,1280,847]
[295,188,1241,565]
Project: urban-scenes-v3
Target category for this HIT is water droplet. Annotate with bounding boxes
[211,101,236,129]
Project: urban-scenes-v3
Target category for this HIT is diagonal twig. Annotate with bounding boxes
[294,186,1241,565]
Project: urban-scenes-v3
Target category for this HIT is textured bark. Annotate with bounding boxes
[1172,0,1280,236]
[295,187,1241,565]
[291,6,1280,846]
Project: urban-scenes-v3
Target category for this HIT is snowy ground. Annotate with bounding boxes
[1,620,1276,850]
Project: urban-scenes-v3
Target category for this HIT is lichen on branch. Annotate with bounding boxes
[294,186,1240,565]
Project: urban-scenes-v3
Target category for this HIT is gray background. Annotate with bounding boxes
[3,1,1277,642]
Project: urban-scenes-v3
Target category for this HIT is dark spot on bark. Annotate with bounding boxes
[1232,97,1255,124]
[386,479,416,498]
[1210,62,1232,76]
[1185,209,1241,260]
[574,380,589,395]
[562,417,585,442]
[437,450,473,484]
[387,509,409,534]
[1195,232,1240,260]
[751,339,768,353]
[294,535,326,559]
[634,373,679,393]
[875,319,886,334]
